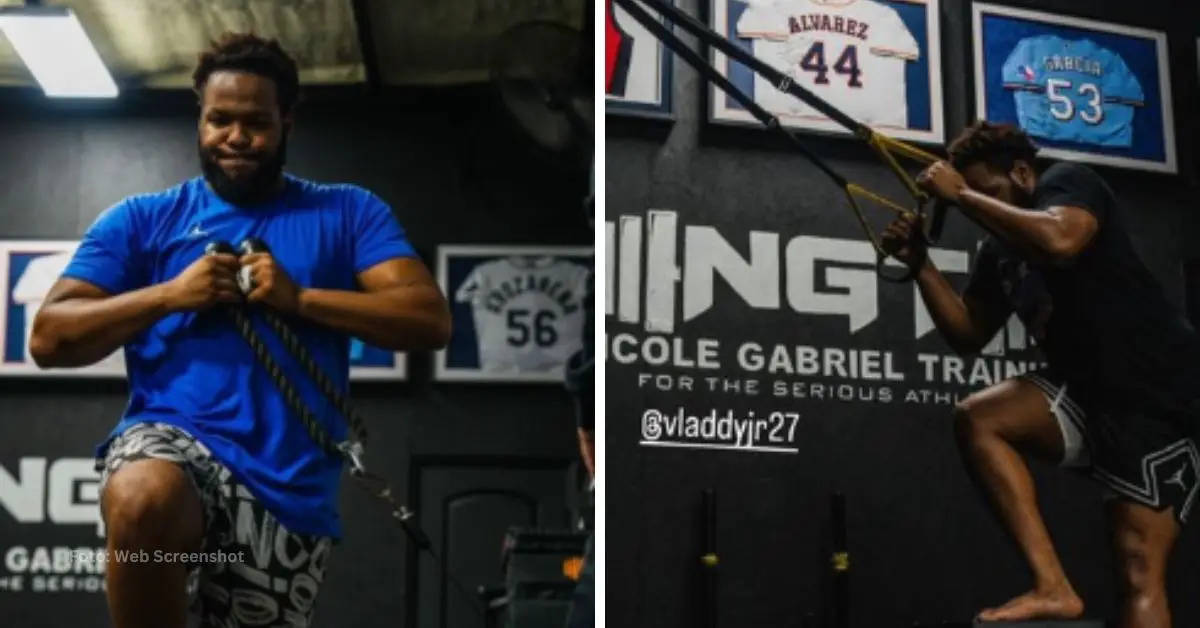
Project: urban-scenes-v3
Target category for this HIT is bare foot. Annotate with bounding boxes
[976,587,1084,623]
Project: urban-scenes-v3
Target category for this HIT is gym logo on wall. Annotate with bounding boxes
[0,241,407,380]
[0,457,106,595]
[606,210,1045,454]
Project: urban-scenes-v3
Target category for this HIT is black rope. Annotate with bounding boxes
[204,241,489,626]
[237,239,370,449]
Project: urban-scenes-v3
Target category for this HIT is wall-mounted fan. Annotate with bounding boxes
[490,19,592,173]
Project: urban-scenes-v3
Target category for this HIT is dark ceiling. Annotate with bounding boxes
[0,0,586,91]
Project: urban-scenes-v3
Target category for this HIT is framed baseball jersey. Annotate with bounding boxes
[708,0,944,144]
[0,240,407,380]
[972,4,1177,174]
[436,245,593,383]
[606,0,675,117]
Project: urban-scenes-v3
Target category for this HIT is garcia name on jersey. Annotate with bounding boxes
[1001,35,1144,148]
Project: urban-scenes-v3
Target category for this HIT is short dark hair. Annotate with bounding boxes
[192,32,300,115]
[947,120,1039,173]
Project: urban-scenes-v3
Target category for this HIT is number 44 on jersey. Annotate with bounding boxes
[735,0,922,129]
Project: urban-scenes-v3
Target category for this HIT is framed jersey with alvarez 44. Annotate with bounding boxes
[436,245,593,383]
[707,0,945,144]
[606,0,676,118]
[0,240,408,380]
[972,4,1177,174]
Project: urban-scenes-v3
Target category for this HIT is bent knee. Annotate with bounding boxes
[951,397,994,443]
[102,459,203,550]
[951,381,1064,456]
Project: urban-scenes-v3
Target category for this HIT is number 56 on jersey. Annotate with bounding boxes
[708,0,945,145]
[973,4,1177,174]
[436,245,593,383]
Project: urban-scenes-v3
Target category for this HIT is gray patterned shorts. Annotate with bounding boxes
[96,422,334,628]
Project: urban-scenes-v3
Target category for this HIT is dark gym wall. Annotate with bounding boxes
[606,1,1200,627]
[0,88,589,628]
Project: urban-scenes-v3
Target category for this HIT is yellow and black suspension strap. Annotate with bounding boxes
[613,0,951,282]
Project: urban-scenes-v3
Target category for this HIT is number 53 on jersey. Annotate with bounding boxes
[974,3,1177,174]
[1001,34,1143,149]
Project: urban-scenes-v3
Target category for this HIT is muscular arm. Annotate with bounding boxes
[577,428,595,478]
[913,258,1010,356]
[296,258,451,352]
[30,279,171,368]
[955,190,1098,265]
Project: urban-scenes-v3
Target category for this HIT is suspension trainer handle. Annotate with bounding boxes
[870,197,951,284]
[859,135,949,281]
[926,200,950,245]
[873,219,918,284]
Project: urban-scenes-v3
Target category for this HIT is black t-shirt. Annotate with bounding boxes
[963,162,1200,414]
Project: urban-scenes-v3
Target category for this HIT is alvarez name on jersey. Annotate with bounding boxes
[455,256,590,375]
[1001,35,1144,148]
[736,0,920,128]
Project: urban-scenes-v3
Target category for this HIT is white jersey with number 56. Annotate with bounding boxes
[456,257,589,375]
[737,0,919,128]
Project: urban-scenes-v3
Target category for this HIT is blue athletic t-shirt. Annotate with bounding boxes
[61,174,417,539]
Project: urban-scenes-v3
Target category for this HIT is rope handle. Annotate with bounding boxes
[237,238,370,449]
[205,239,493,626]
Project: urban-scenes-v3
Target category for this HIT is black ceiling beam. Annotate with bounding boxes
[350,0,383,92]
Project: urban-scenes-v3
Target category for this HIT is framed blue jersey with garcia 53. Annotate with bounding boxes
[972,4,1177,174]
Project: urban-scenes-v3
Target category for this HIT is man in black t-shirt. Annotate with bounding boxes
[883,121,1200,627]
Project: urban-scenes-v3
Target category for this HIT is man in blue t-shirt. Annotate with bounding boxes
[29,33,451,628]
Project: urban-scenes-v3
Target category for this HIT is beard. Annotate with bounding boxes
[199,135,288,206]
